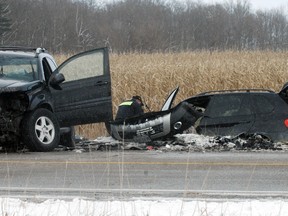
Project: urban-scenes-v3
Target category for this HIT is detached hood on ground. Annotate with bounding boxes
[0,79,42,93]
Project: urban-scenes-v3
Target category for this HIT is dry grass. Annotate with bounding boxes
[55,50,288,139]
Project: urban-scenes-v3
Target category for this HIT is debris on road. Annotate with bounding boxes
[73,133,288,153]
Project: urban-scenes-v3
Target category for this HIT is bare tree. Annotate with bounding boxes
[4,0,288,52]
[0,0,12,44]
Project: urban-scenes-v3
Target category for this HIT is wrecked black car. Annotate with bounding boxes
[111,85,288,143]
[185,86,288,143]
[0,47,112,151]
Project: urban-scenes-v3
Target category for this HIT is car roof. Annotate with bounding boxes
[196,89,275,97]
[0,46,48,58]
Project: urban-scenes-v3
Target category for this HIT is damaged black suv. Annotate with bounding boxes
[0,47,112,151]
[183,86,288,143]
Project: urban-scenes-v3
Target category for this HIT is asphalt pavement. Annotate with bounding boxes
[0,150,288,200]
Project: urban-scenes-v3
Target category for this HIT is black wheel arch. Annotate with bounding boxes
[28,88,54,112]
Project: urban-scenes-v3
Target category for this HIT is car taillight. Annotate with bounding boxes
[284,119,288,128]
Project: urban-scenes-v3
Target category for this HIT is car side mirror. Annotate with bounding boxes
[49,73,65,90]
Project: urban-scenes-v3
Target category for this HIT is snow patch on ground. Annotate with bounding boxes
[7,133,288,215]
[1,197,288,216]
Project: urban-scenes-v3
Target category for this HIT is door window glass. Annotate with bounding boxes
[253,95,274,114]
[207,94,251,117]
[58,50,104,82]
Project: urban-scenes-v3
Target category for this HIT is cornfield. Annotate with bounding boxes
[56,50,288,139]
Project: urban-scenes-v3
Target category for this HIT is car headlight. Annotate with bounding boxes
[5,93,29,112]
[11,99,26,111]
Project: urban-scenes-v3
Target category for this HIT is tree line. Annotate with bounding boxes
[1,0,288,53]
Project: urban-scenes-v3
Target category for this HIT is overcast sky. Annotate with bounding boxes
[202,0,288,10]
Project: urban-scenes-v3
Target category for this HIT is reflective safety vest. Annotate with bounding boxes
[119,101,133,106]
[115,99,144,121]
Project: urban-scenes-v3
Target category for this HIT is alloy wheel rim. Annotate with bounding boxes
[34,116,55,145]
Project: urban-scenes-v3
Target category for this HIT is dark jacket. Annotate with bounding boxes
[115,98,144,121]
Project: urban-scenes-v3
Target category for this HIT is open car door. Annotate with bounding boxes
[52,47,113,127]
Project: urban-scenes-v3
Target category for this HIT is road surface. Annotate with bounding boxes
[0,150,287,199]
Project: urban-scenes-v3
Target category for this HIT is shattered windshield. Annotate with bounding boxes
[0,56,38,82]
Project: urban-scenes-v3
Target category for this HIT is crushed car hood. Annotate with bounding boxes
[161,87,179,111]
[0,79,42,93]
[280,82,288,95]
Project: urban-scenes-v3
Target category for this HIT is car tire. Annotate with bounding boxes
[105,121,111,135]
[60,126,75,149]
[21,108,60,152]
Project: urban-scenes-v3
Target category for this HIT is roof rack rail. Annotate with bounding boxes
[197,88,274,96]
[0,46,37,52]
[35,47,47,54]
[0,46,47,53]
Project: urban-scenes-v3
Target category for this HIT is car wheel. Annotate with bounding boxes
[105,121,111,135]
[21,108,60,152]
[60,126,75,149]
